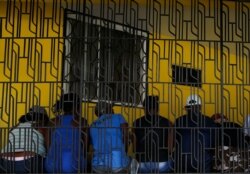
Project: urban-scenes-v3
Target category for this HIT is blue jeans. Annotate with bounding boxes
[138,160,173,173]
[45,151,86,173]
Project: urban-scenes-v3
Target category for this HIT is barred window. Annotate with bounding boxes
[64,12,148,105]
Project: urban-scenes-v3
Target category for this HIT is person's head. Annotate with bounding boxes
[185,94,202,114]
[53,92,81,114]
[19,106,49,125]
[143,95,159,116]
[95,101,113,117]
[211,113,228,124]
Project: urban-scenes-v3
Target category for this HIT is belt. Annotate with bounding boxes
[2,156,33,161]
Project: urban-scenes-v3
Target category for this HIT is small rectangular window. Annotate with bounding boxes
[172,65,202,87]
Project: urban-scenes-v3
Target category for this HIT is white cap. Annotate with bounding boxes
[243,114,250,136]
[186,94,201,107]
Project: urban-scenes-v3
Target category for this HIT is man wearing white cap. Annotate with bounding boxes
[173,94,217,173]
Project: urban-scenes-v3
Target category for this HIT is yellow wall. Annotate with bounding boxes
[0,0,64,127]
[0,0,250,130]
[148,38,250,124]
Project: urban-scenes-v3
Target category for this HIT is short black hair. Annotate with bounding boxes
[19,113,49,124]
[143,95,159,111]
[95,101,113,116]
[54,93,81,113]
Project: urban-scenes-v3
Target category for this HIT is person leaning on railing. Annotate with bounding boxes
[0,106,49,173]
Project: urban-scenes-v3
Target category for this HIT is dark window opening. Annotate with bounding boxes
[172,65,202,87]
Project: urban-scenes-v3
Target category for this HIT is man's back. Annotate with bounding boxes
[45,114,86,173]
[90,114,130,171]
[133,115,171,162]
[174,112,216,173]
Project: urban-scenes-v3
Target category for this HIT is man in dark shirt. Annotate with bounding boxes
[133,96,173,173]
[212,113,245,148]
[174,94,217,173]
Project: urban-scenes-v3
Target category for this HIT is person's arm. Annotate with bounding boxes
[121,122,129,153]
[172,118,180,153]
[168,121,174,154]
[131,122,137,154]
[244,135,250,147]
[42,117,58,150]
[72,116,89,152]
[81,118,89,152]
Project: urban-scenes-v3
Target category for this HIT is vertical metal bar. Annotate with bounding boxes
[220,0,225,173]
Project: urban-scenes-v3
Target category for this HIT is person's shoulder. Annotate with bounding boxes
[202,115,217,126]
[134,115,146,121]
[74,115,88,123]
[47,117,59,126]
[202,114,212,119]
[71,116,89,127]
[158,115,170,120]
[90,116,102,126]
[202,114,214,121]
[224,121,242,128]
[110,114,128,126]
[133,115,146,125]
[174,114,187,125]
[158,115,172,125]
[112,113,124,117]
[175,114,187,121]
[110,113,125,120]
[100,113,126,123]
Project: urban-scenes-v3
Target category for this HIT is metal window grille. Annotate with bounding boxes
[0,0,249,173]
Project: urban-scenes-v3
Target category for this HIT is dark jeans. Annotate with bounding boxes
[174,154,213,173]
[138,160,173,173]
[0,155,44,173]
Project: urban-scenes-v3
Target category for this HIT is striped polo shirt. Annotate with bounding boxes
[1,122,46,157]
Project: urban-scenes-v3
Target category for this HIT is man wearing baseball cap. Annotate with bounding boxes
[173,94,217,173]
